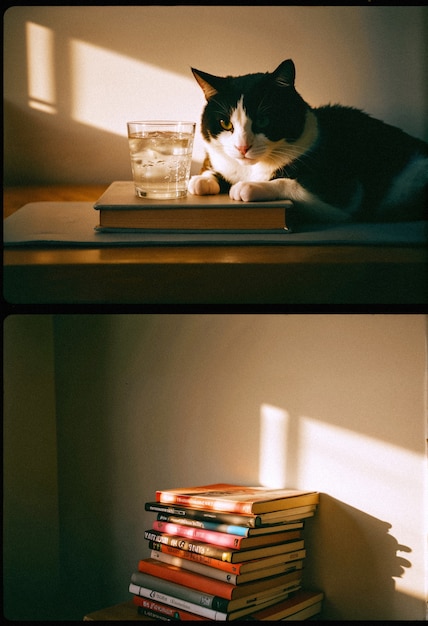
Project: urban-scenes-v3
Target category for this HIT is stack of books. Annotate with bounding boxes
[128,483,324,620]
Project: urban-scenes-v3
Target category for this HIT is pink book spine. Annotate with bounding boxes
[152,520,242,549]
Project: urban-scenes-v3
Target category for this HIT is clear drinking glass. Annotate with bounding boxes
[127,121,196,199]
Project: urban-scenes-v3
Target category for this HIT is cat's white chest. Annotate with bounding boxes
[205,144,276,184]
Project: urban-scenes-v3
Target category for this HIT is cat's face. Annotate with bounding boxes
[192,59,310,171]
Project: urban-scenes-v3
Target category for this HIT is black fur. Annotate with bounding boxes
[191,59,428,222]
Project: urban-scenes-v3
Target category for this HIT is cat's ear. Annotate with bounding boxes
[191,68,220,100]
[272,59,296,88]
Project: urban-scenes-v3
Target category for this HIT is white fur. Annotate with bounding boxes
[230,178,352,222]
[189,104,353,220]
[379,155,428,212]
[189,100,319,190]
[188,171,220,195]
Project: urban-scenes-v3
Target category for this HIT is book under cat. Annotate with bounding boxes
[93,181,291,231]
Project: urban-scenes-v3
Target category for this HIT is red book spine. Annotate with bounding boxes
[132,595,208,621]
[138,558,236,599]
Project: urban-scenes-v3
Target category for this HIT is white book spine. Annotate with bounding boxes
[129,582,227,620]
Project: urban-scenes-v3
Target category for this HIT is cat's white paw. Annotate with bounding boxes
[229,181,279,202]
[188,175,221,195]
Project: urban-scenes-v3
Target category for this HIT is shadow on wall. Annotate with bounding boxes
[303,494,415,620]
[4,101,203,186]
[4,102,127,185]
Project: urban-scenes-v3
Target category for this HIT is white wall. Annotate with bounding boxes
[4,6,427,185]
[3,314,427,620]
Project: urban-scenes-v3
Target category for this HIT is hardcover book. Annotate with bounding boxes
[146,531,305,563]
[151,519,302,549]
[155,483,319,515]
[246,589,324,620]
[149,541,306,575]
[93,181,292,232]
[129,581,227,620]
[137,557,302,600]
[148,549,304,585]
[156,513,304,535]
[145,500,316,526]
[130,568,302,613]
[133,596,209,621]
[282,601,323,620]
[130,583,295,621]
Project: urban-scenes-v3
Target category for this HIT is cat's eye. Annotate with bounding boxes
[257,116,270,129]
[220,119,233,131]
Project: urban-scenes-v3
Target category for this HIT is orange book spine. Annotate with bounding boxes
[138,558,236,599]
[150,542,244,574]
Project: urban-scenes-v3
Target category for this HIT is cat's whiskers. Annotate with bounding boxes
[262,142,302,169]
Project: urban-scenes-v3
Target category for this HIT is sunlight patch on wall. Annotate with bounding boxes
[69,40,199,138]
[26,22,57,114]
[297,416,424,515]
[24,28,205,165]
[296,416,426,600]
[259,404,289,489]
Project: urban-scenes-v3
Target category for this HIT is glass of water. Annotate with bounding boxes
[127,121,196,199]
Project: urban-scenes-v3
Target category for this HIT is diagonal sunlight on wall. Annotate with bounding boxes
[70,40,190,134]
[297,416,427,603]
[70,40,205,163]
[24,22,205,166]
[259,403,289,489]
[69,39,205,163]
[26,22,57,114]
[257,402,426,609]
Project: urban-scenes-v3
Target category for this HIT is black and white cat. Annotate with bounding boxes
[189,59,428,223]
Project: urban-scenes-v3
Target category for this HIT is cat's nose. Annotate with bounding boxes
[235,145,252,156]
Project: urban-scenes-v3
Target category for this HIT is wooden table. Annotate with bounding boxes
[4,185,427,306]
